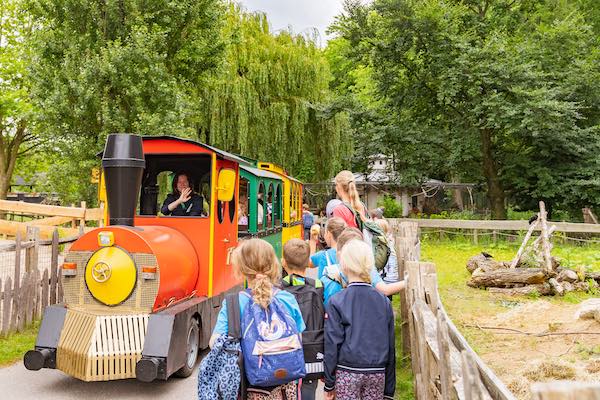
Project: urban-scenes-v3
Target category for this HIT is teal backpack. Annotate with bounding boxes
[343,203,391,273]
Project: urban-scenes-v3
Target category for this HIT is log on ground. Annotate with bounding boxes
[468,268,547,288]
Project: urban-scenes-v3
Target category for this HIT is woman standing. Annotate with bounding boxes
[331,171,367,229]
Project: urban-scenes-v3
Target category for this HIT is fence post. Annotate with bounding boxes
[17,272,27,332]
[1,277,9,337]
[437,312,454,400]
[79,201,86,229]
[25,226,40,273]
[10,232,21,330]
[473,229,478,245]
[41,269,49,317]
[50,228,59,305]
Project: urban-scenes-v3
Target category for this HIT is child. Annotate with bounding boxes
[374,218,399,283]
[321,228,405,304]
[281,239,325,400]
[210,239,306,400]
[324,239,396,400]
[309,217,346,278]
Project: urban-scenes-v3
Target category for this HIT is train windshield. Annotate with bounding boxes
[138,154,212,218]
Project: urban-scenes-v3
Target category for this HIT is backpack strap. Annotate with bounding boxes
[342,202,365,231]
[226,292,241,339]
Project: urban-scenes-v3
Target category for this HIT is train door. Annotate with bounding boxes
[211,158,240,296]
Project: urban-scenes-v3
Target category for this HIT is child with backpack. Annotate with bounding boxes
[205,239,306,400]
[309,217,346,278]
[280,239,325,400]
[321,228,405,304]
[324,239,396,400]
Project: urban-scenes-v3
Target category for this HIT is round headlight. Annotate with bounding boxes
[85,247,137,306]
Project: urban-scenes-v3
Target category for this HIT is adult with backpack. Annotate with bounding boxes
[199,239,306,400]
[280,238,325,400]
[331,170,393,275]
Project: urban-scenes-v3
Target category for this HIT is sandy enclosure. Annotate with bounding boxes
[456,299,600,399]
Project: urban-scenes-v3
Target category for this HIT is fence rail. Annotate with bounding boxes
[393,221,600,400]
[391,218,600,233]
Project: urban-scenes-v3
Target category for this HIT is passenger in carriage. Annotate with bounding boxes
[161,172,205,217]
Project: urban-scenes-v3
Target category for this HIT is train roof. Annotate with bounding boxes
[141,136,250,165]
[240,164,282,181]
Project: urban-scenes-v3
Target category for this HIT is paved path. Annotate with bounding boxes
[0,359,325,399]
[0,360,198,400]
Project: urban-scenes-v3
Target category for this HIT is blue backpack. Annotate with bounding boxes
[239,289,306,387]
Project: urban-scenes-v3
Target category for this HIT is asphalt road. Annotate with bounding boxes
[0,360,199,400]
[0,358,325,400]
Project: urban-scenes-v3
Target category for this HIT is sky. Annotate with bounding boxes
[237,0,346,45]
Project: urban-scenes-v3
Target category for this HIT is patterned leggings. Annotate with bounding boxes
[335,370,385,400]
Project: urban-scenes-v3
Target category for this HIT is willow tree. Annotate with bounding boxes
[198,6,352,181]
[27,0,224,203]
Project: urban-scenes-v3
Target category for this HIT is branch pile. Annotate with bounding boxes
[466,201,598,296]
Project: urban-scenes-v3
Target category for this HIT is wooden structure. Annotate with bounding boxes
[394,220,600,399]
[0,200,102,239]
[0,228,76,337]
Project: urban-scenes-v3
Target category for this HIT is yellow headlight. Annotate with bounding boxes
[85,247,136,306]
[98,231,114,247]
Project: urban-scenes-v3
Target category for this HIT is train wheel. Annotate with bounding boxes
[175,317,199,378]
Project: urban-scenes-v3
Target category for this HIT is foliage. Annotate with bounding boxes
[378,195,402,218]
[0,0,39,198]
[327,0,600,219]
[27,0,225,203]
[198,5,352,182]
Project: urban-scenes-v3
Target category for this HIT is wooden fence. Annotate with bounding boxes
[0,200,103,239]
[0,227,77,337]
[393,221,600,400]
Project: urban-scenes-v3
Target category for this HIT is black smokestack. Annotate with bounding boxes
[102,134,145,226]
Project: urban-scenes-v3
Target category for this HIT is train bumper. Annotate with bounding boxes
[25,305,150,382]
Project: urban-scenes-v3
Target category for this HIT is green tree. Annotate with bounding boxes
[198,5,352,181]
[329,0,600,218]
[0,0,38,199]
[27,0,225,203]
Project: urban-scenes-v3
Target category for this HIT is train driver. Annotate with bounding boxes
[161,172,205,217]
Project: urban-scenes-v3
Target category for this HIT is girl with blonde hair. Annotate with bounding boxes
[332,170,367,229]
[209,239,306,399]
[324,239,396,400]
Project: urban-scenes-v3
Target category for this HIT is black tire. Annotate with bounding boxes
[174,318,199,378]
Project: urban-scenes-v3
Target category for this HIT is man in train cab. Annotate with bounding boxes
[161,172,205,217]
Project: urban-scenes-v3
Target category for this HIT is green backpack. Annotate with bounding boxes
[343,203,391,273]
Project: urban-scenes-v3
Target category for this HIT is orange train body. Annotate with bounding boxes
[71,225,199,310]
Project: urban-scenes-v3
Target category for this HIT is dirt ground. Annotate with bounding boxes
[459,298,600,399]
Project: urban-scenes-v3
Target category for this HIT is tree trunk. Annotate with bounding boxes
[0,119,28,200]
[480,128,506,219]
[468,267,547,287]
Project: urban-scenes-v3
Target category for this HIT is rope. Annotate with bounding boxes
[421,228,600,244]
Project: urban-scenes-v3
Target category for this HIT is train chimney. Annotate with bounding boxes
[101,134,145,226]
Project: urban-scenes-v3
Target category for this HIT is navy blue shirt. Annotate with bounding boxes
[324,282,395,399]
[161,193,204,216]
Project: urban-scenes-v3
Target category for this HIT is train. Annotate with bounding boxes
[23,134,304,382]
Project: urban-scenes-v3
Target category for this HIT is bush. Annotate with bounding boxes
[378,195,402,218]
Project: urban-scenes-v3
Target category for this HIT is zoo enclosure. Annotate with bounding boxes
[391,221,600,400]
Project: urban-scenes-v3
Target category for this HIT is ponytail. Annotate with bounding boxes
[232,239,281,309]
[335,170,366,220]
[252,274,273,309]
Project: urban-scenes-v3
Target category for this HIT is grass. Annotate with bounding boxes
[393,237,600,398]
[0,321,39,366]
